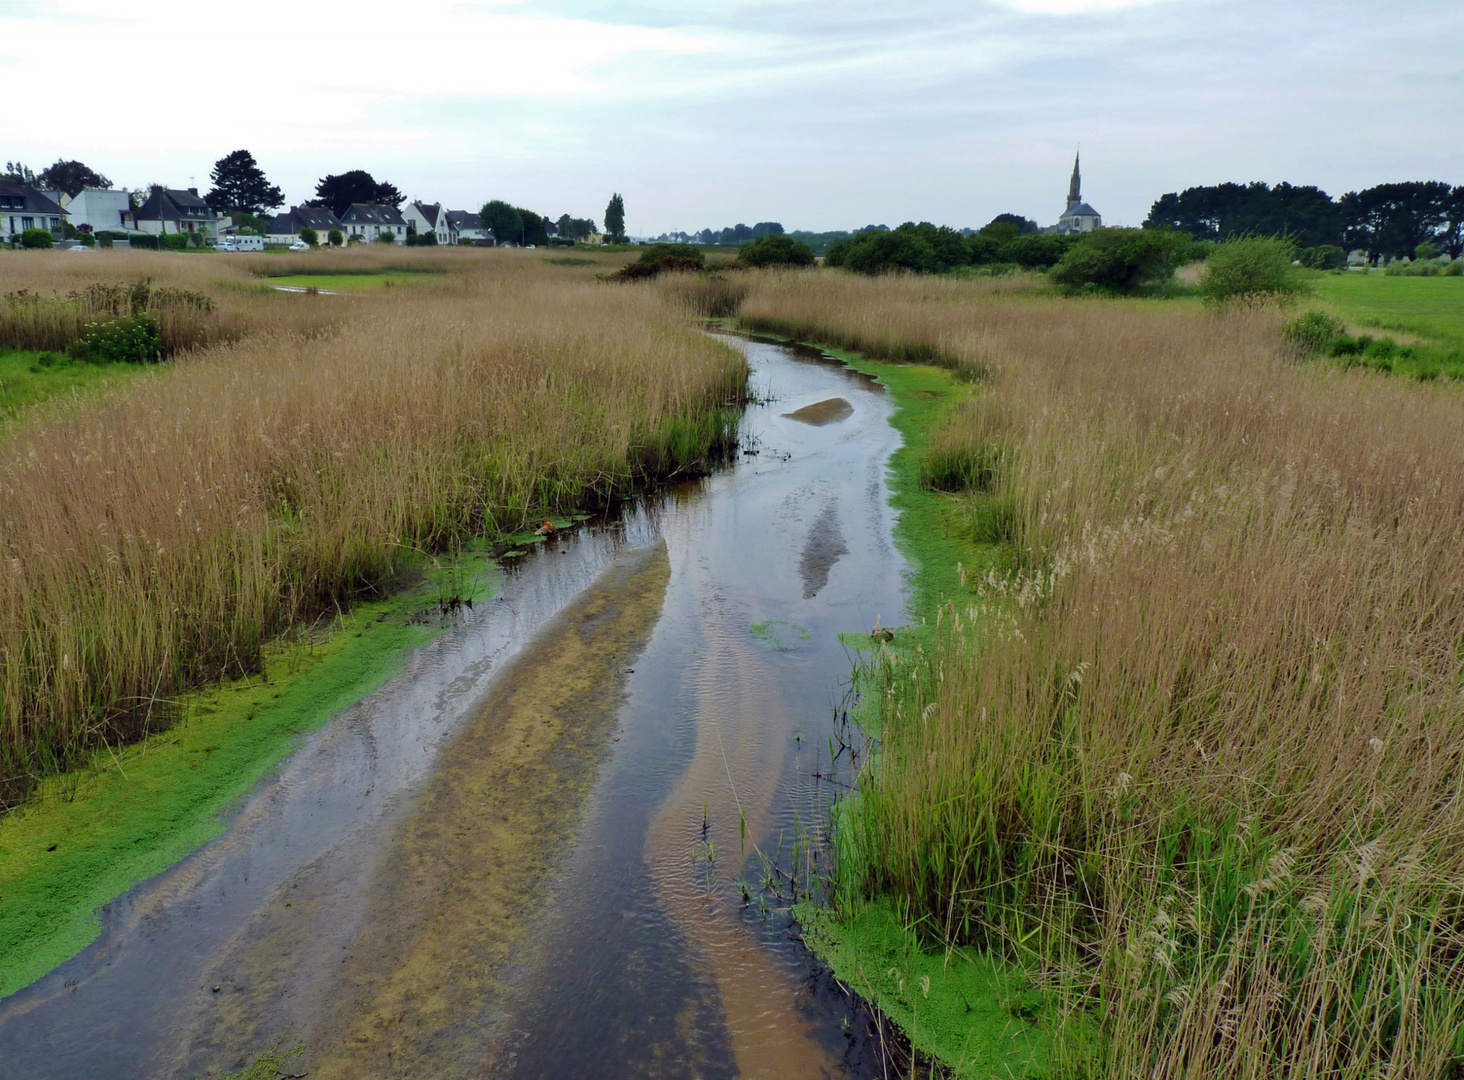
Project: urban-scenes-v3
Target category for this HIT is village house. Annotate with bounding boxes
[131,187,222,237]
[446,210,490,245]
[403,201,453,245]
[52,187,133,234]
[266,205,342,245]
[0,179,67,241]
[339,203,407,245]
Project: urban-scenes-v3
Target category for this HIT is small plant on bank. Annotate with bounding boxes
[1280,310,1346,355]
[1198,235,1311,304]
[69,313,164,363]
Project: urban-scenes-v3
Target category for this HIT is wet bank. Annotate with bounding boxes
[0,334,912,1078]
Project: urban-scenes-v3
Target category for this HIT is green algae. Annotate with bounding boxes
[0,555,500,999]
[797,900,1048,1079]
[749,618,812,650]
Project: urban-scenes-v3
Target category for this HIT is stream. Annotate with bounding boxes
[0,333,908,1079]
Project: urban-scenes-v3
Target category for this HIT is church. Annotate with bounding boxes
[1050,152,1102,234]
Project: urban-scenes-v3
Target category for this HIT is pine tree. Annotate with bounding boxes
[605,193,626,244]
[205,150,284,216]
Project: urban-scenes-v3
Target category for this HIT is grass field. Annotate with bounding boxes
[260,273,426,291]
[737,270,1464,1078]
[1313,272,1464,348]
[0,348,153,427]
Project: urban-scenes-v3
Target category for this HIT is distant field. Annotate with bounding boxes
[0,349,149,428]
[1312,273,1464,348]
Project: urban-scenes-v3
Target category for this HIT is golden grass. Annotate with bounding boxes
[0,253,744,799]
[741,271,1464,1076]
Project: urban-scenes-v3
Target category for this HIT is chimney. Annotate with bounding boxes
[188,187,198,196]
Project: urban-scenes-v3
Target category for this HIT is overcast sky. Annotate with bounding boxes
[2,0,1460,234]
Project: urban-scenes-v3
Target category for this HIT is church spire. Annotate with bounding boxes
[1067,150,1081,210]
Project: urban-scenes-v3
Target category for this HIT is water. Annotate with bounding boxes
[0,334,908,1079]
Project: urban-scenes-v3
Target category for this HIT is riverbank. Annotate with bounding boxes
[740,328,1050,1076]
[0,551,498,999]
[737,268,1464,1077]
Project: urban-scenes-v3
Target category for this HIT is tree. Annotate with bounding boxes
[205,150,283,216]
[479,200,523,244]
[3,162,37,184]
[555,214,596,240]
[1145,182,1343,249]
[327,228,343,247]
[35,160,112,198]
[738,234,815,267]
[751,222,785,238]
[518,209,549,247]
[1340,182,1454,263]
[299,226,319,248]
[311,171,403,217]
[604,193,626,243]
[986,213,1040,235]
[1050,228,1192,294]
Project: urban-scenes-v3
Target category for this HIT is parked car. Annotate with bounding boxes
[288,240,310,252]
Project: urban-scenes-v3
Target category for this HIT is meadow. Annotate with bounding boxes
[735,270,1464,1077]
[1313,272,1464,348]
[0,247,742,802]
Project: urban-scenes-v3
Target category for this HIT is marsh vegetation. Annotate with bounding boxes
[734,269,1464,1077]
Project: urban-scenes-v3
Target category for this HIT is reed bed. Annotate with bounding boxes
[0,256,744,801]
[743,271,1464,1076]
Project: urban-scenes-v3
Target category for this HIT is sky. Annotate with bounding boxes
[1,0,1460,235]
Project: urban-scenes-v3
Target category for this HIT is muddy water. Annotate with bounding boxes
[0,335,907,1079]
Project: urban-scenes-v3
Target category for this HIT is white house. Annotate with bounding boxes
[56,188,133,234]
[1050,152,1102,235]
[131,187,223,237]
[446,210,492,245]
[266,205,343,246]
[0,180,67,241]
[404,201,453,245]
[339,203,407,245]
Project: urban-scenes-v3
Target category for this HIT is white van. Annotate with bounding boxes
[230,236,264,252]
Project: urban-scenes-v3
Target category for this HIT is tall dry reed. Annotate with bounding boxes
[0,257,744,799]
[743,271,1464,1077]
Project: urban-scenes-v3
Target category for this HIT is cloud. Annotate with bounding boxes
[989,0,1172,13]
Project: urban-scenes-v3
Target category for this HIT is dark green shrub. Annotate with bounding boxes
[373,232,397,245]
[1445,260,1462,276]
[738,235,814,268]
[127,233,161,250]
[299,227,319,248]
[1299,244,1347,270]
[611,243,706,281]
[69,313,163,363]
[19,228,54,249]
[997,233,1072,269]
[327,228,343,247]
[160,233,191,252]
[639,242,704,266]
[1281,310,1346,354]
[967,234,1003,264]
[1050,228,1191,295]
[839,230,938,274]
[1199,236,1310,303]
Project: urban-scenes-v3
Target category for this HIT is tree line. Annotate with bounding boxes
[1145,180,1464,263]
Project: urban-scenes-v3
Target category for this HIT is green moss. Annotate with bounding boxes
[797,900,1049,1078]
[0,555,500,999]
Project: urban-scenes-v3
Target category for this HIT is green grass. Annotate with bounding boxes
[0,553,499,999]
[1312,273,1464,349]
[0,348,152,429]
[542,256,601,267]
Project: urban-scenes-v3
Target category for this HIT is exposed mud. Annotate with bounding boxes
[782,397,854,426]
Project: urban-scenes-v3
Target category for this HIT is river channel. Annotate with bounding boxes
[0,333,909,1079]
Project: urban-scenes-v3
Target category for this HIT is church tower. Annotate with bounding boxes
[1052,150,1101,235]
[1067,151,1082,212]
